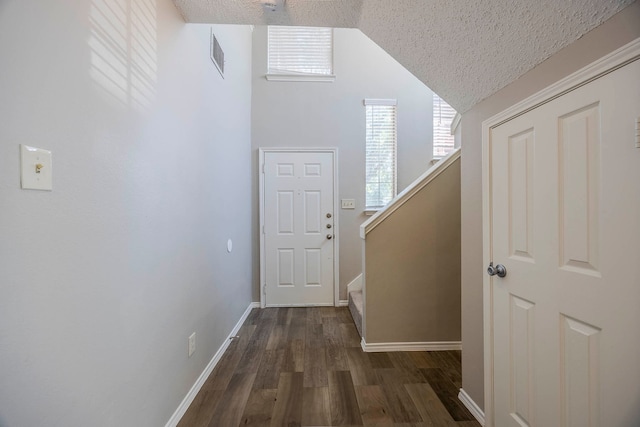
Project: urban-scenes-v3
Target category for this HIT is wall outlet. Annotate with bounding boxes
[341,199,356,209]
[188,332,196,357]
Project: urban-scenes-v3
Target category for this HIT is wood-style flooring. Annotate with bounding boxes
[178,307,480,427]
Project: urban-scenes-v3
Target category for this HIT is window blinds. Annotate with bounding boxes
[365,100,397,210]
[433,94,457,158]
[268,26,333,75]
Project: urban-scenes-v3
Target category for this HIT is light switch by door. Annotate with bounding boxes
[341,199,355,209]
[20,145,52,190]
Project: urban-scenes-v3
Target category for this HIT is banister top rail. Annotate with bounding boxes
[360,147,461,239]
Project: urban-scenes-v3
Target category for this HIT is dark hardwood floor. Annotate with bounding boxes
[178,307,480,427]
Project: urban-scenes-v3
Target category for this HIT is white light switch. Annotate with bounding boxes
[341,199,355,209]
[21,145,52,190]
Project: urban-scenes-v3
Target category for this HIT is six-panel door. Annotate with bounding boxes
[264,151,335,306]
[489,59,640,426]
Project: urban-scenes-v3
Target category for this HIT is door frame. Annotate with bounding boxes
[259,147,340,309]
[481,38,640,426]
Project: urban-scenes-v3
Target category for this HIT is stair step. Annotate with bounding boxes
[348,290,363,338]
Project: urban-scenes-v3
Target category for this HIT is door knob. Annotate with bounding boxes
[327,234,333,240]
[487,262,507,278]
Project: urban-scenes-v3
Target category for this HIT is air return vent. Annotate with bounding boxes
[210,29,224,78]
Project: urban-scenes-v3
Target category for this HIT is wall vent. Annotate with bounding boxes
[210,29,224,78]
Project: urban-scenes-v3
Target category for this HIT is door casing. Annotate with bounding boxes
[259,147,340,308]
[481,38,640,426]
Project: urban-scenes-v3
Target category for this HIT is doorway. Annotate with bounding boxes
[483,42,640,425]
[259,148,339,307]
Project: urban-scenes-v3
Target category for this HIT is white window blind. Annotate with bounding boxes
[268,26,333,76]
[433,94,457,158]
[365,99,397,210]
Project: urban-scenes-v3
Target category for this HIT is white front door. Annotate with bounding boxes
[487,57,640,426]
[262,150,335,306]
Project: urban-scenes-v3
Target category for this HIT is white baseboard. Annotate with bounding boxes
[346,273,363,293]
[338,299,349,307]
[458,388,485,426]
[360,339,462,352]
[165,301,260,427]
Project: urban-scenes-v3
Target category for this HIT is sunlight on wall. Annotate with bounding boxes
[89,0,157,112]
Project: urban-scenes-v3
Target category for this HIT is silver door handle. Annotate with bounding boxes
[327,234,333,240]
[487,262,507,278]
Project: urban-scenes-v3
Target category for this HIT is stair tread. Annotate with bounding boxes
[348,290,363,338]
[348,290,363,314]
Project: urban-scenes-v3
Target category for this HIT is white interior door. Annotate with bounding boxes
[487,58,640,426]
[263,151,335,306]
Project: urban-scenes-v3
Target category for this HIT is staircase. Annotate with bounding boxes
[348,289,363,337]
[354,148,462,350]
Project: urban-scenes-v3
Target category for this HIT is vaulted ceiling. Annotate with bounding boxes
[173,0,634,113]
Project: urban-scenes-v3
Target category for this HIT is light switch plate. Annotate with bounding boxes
[341,199,355,209]
[21,145,52,190]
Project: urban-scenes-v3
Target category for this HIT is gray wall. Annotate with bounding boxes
[460,1,640,409]
[365,158,461,344]
[251,27,434,301]
[0,1,253,426]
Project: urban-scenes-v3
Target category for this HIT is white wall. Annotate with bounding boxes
[251,27,434,300]
[459,1,640,410]
[0,1,253,426]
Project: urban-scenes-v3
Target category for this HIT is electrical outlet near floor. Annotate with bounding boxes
[188,332,196,357]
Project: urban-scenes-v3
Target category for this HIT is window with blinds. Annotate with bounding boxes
[365,99,397,210]
[433,94,457,158]
[268,26,333,76]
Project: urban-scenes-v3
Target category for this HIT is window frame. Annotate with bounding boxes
[364,98,398,213]
[432,93,457,159]
[266,26,336,82]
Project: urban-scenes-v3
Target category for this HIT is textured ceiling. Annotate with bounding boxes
[174,0,363,27]
[173,0,634,112]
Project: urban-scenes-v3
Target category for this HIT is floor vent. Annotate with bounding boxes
[210,29,224,78]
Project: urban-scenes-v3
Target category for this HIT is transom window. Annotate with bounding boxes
[268,26,333,77]
[364,99,397,211]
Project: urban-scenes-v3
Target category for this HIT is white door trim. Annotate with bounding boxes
[259,147,340,309]
[481,38,640,426]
